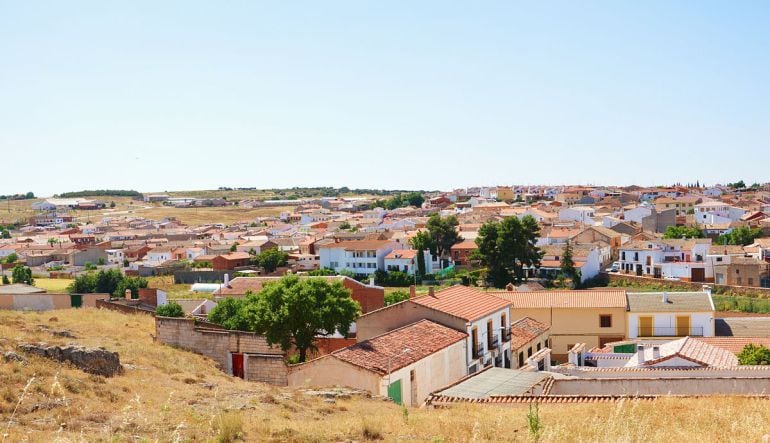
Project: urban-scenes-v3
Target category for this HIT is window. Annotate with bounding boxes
[536,343,541,351]
[749,278,754,286]
[527,347,532,357]
[621,252,626,260]
[472,327,479,358]
[600,315,612,328]
[518,352,524,368]
[487,320,494,348]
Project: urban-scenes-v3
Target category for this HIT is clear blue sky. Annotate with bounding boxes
[2,1,769,196]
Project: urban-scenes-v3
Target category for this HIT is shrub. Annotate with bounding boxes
[214,411,243,443]
[156,302,184,318]
[737,344,770,365]
[385,290,410,306]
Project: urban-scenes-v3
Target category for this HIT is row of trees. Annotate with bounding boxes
[67,269,148,298]
[717,226,763,246]
[0,192,34,200]
[662,226,704,239]
[207,276,360,362]
[55,190,142,198]
[371,192,425,210]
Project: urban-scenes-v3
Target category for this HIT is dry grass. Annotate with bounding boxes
[2,309,770,441]
[147,275,211,300]
[30,278,74,293]
[137,206,289,226]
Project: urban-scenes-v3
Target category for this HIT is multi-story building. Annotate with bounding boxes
[318,240,399,276]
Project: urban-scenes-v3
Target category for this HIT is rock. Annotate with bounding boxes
[18,343,122,377]
[3,351,27,364]
[52,330,77,338]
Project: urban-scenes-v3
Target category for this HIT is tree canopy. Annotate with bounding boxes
[251,248,289,273]
[473,215,542,288]
[737,343,770,365]
[662,225,704,239]
[371,192,425,210]
[207,276,360,362]
[67,269,147,298]
[426,214,462,258]
[156,302,184,318]
[717,226,763,246]
[11,265,34,285]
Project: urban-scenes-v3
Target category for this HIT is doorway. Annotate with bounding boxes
[231,353,244,379]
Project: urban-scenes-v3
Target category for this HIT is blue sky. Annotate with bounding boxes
[1,2,769,196]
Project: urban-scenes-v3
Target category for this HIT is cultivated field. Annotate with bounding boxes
[1,309,770,441]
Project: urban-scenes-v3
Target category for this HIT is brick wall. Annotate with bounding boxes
[155,317,287,384]
[343,279,385,314]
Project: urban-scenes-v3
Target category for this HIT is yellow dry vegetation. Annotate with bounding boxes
[2,309,770,441]
[137,205,289,226]
[31,278,74,293]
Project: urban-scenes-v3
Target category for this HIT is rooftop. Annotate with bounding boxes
[432,367,549,400]
[411,285,511,321]
[491,289,628,309]
[626,292,714,312]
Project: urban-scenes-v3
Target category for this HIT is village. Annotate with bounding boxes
[2,183,770,424]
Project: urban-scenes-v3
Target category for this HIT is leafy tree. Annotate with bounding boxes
[239,276,360,362]
[156,302,184,317]
[4,253,18,264]
[253,248,289,273]
[474,215,542,288]
[84,262,97,271]
[48,238,58,247]
[560,241,578,287]
[385,290,410,306]
[338,221,351,230]
[113,276,148,299]
[11,265,34,285]
[409,230,431,280]
[2,275,9,284]
[25,192,35,199]
[426,214,462,259]
[662,226,704,239]
[337,268,357,279]
[109,201,116,208]
[717,226,763,246]
[0,229,10,239]
[728,180,746,189]
[374,270,412,287]
[737,343,770,365]
[230,243,238,252]
[68,273,97,293]
[307,268,336,276]
[208,297,250,330]
[95,269,124,294]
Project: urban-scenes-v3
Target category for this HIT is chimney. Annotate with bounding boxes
[409,285,416,298]
[428,286,435,298]
[223,273,230,287]
[124,288,132,300]
[652,346,660,360]
[662,292,669,303]
[702,285,712,297]
[636,344,646,364]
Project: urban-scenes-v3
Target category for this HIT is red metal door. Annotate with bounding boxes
[232,353,244,379]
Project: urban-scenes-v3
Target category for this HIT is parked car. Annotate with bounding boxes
[605,261,620,273]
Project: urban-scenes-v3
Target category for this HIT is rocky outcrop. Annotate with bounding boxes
[18,343,122,377]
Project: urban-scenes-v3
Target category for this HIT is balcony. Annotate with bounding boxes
[472,342,485,359]
[502,328,511,342]
[488,336,500,350]
[637,326,704,337]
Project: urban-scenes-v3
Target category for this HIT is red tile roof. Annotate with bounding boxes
[490,289,628,309]
[509,317,550,350]
[332,320,466,375]
[412,285,511,321]
[385,249,417,260]
[693,337,770,355]
[318,240,394,251]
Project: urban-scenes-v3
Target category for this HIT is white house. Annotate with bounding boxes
[619,238,712,281]
[384,249,432,276]
[558,206,597,225]
[144,247,173,265]
[626,291,715,339]
[105,249,125,264]
[318,240,399,276]
[695,201,746,224]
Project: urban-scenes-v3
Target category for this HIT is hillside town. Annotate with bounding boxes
[3,183,770,414]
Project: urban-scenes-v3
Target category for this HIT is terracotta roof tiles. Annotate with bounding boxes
[490,289,628,309]
[412,285,511,321]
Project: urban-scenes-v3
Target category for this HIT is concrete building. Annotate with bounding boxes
[626,291,715,339]
[318,240,399,276]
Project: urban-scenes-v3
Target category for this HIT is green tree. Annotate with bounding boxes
[48,237,58,247]
[230,243,238,252]
[208,297,249,330]
[717,226,763,246]
[114,276,148,299]
[737,343,770,365]
[474,215,543,288]
[409,230,431,280]
[0,229,10,239]
[4,252,18,264]
[11,265,34,285]
[426,214,462,259]
[240,276,360,362]
[662,226,704,239]
[156,302,184,317]
[338,221,351,230]
[560,241,578,287]
[253,248,289,273]
[2,275,9,284]
[385,290,410,306]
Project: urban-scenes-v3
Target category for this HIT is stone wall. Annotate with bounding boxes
[155,317,287,385]
[608,273,770,298]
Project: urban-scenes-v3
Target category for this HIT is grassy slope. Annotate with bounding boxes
[2,309,770,441]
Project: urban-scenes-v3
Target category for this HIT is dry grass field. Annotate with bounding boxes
[137,205,289,226]
[2,309,770,442]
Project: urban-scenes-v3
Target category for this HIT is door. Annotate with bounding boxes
[387,379,402,405]
[231,353,244,379]
[676,316,691,336]
[691,268,705,282]
[70,294,82,308]
[639,316,654,337]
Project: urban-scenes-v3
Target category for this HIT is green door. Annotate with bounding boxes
[387,379,402,405]
[70,294,82,308]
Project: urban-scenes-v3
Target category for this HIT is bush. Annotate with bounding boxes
[84,262,97,271]
[737,344,770,365]
[156,302,184,318]
[11,265,33,285]
[374,270,413,287]
[385,290,410,306]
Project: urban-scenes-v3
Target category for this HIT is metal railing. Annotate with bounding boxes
[472,342,485,359]
[488,336,500,350]
[637,326,704,337]
[502,328,511,342]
